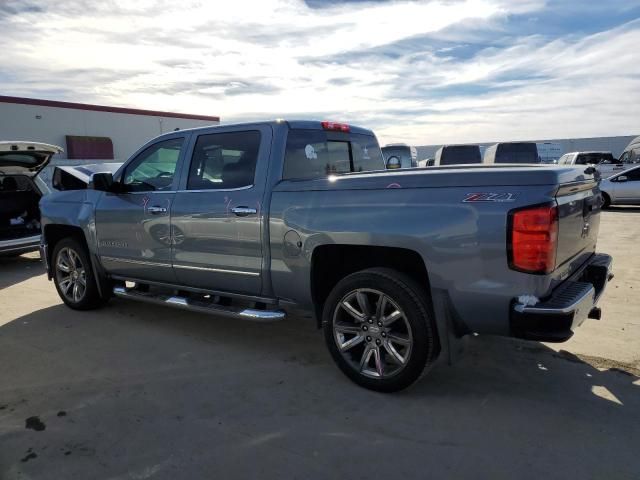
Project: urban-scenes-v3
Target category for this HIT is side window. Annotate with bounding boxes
[625,168,640,181]
[575,155,588,165]
[631,148,640,164]
[187,131,260,190]
[123,138,184,192]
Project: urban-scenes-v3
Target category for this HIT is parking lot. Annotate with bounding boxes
[0,208,638,479]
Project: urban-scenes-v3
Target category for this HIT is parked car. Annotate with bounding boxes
[382,144,417,169]
[600,164,640,207]
[434,145,482,166]
[39,120,612,392]
[0,141,62,256]
[484,142,541,164]
[557,151,624,178]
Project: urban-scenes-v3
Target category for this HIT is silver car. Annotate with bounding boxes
[600,164,640,207]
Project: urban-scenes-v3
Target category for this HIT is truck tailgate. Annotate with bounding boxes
[554,174,602,278]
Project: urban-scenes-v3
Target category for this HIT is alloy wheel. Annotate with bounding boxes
[332,288,413,379]
[55,247,87,303]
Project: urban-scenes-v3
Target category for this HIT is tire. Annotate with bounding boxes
[52,237,104,310]
[602,192,611,209]
[322,268,438,392]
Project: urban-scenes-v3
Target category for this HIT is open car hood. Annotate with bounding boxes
[0,141,64,177]
[52,162,123,190]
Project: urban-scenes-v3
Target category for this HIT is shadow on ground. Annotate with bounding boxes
[0,253,43,290]
[604,205,640,213]
[0,301,638,479]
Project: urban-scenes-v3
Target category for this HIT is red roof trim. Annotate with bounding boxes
[0,95,220,122]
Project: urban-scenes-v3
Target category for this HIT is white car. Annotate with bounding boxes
[600,165,640,207]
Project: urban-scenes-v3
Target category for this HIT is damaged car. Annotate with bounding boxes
[0,141,62,256]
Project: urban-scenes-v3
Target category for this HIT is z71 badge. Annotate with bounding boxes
[463,192,518,203]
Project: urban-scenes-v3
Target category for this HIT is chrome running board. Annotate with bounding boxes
[113,286,286,322]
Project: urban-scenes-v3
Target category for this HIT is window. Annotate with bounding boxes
[123,138,184,192]
[624,167,640,181]
[284,129,384,179]
[440,146,481,165]
[631,148,640,164]
[577,153,614,165]
[495,143,539,164]
[187,131,260,190]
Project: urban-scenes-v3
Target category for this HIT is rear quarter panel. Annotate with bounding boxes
[269,182,561,335]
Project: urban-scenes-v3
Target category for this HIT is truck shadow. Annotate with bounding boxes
[604,206,640,213]
[0,253,44,290]
[1,302,638,477]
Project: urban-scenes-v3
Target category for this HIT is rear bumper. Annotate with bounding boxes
[510,253,613,342]
[0,235,41,256]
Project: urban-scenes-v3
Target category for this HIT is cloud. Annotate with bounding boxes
[0,0,638,146]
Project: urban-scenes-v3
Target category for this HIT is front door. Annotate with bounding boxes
[171,127,271,295]
[96,136,186,283]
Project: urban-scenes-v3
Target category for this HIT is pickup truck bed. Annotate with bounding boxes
[39,120,613,392]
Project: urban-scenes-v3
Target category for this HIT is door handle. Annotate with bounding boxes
[231,206,257,217]
[147,206,168,214]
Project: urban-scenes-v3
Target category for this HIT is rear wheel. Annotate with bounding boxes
[52,237,104,310]
[323,268,437,392]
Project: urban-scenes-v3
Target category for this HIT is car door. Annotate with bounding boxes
[170,126,272,295]
[95,135,187,283]
[614,167,640,203]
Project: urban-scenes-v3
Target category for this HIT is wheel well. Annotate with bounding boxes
[43,224,88,270]
[310,245,431,325]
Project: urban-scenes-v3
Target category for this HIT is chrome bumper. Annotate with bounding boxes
[511,253,613,342]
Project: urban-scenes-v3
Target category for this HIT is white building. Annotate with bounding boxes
[0,95,220,184]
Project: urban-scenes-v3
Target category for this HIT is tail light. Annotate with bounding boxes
[321,121,350,133]
[508,204,558,274]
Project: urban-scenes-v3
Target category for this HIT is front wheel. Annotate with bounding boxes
[52,237,104,310]
[323,268,438,392]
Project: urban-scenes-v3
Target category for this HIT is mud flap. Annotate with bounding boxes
[431,288,470,366]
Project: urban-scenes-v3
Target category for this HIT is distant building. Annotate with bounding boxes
[417,135,638,163]
[0,95,220,184]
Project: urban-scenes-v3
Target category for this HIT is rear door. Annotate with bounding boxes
[170,126,272,295]
[95,136,186,283]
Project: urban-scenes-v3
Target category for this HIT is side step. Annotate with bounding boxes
[112,286,286,322]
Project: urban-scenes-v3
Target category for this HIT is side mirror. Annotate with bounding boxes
[90,172,115,191]
[617,175,628,182]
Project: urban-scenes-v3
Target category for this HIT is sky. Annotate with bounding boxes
[0,0,639,145]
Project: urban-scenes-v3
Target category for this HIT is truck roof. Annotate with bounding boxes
[163,120,375,137]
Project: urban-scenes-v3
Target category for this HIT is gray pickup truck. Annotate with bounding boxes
[39,120,613,392]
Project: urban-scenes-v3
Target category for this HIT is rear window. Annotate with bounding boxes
[440,146,481,165]
[576,153,614,165]
[284,129,384,179]
[495,143,539,164]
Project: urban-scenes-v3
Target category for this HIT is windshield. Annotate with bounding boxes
[440,146,481,165]
[284,129,384,179]
[495,143,539,164]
